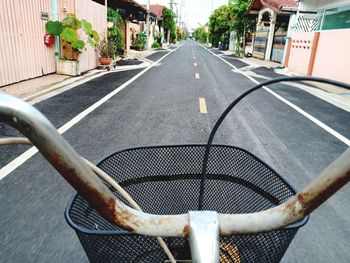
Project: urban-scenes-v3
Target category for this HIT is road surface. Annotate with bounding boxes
[0,40,349,262]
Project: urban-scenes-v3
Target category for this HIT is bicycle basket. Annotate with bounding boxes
[66,144,307,262]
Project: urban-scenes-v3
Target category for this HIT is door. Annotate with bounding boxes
[252,29,269,60]
[271,29,287,63]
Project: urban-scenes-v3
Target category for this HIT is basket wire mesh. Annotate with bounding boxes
[66,145,306,262]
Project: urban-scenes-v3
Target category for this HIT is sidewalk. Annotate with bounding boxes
[219,49,350,112]
[0,74,71,100]
[0,46,163,103]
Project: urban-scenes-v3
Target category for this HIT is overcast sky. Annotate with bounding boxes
[135,0,228,30]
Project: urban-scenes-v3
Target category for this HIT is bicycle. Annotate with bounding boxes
[0,76,349,262]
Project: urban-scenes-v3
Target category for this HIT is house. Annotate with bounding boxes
[248,0,298,63]
[0,0,107,87]
[142,4,166,46]
[284,0,350,83]
[104,0,157,52]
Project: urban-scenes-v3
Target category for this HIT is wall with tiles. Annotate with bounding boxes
[286,32,315,75]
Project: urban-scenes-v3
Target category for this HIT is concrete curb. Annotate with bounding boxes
[23,70,102,103]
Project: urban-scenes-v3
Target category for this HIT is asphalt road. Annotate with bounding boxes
[0,40,349,262]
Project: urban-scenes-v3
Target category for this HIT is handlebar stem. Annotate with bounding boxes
[189,211,220,263]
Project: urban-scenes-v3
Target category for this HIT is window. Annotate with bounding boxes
[317,4,350,30]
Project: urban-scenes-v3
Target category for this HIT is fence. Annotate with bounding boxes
[0,0,56,87]
[285,29,350,83]
[75,0,107,73]
[0,0,106,87]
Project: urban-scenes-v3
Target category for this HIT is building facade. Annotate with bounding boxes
[285,0,350,83]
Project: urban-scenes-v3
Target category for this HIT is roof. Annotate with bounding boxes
[109,0,155,15]
[142,4,164,19]
[117,0,146,11]
[250,0,299,13]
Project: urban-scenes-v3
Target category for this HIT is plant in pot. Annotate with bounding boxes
[45,14,99,76]
[131,31,147,51]
[96,36,116,65]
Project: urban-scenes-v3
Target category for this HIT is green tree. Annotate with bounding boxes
[193,26,208,43]
[176,26,188,41]
[163,7,176,43]
[209,5,232,48]
[229,0,256,54]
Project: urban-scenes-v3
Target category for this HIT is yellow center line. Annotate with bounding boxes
[199,98,208,114]
[195,73,200,79]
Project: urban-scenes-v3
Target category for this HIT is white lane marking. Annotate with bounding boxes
[194,63,197,67]
[0,148,39,180]
[200,43,350,146]
[193,56,196,59]
[195,73,200,79]
[199,97,208,114]
[0,44,185,181]
[238,71,350,113]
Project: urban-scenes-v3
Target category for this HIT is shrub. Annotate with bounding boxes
[131,31,147,50]
[107,8,124,56]
[46,14,99,61]
[151,42,160,48]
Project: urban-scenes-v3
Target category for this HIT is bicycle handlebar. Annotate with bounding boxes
[0,77,349,238]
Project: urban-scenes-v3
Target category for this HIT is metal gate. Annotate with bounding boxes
[252,29,269,60]
[271,29,287,63]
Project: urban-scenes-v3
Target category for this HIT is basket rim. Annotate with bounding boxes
[65,144,309,236]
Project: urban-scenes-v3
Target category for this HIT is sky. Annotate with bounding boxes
[135,0,228,30]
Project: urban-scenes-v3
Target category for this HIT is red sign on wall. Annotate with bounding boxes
[44,34,54,46]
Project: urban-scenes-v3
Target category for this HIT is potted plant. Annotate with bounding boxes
[96,36,116,65]
[131,31,147,51]
[45,14,99,76]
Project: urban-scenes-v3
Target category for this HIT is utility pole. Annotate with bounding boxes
[178,0,185,27]
[145,0,150,49]
[168,0,177,43]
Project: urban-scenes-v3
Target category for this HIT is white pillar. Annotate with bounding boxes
[265,11,276,61]
[161,27,165,43]
[282,15,292,65]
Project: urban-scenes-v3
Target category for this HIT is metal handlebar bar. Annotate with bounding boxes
[0,76,349,263]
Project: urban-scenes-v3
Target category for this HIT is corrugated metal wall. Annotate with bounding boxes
[0,0,56,87]
[0,0,106,87]
[75,0,107,73]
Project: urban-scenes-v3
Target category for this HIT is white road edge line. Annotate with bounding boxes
[200,44,350,147]
[0,44,185,181]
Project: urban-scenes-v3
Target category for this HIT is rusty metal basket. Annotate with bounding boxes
[66,144,307,262]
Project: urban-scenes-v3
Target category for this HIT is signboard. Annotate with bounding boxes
[41,12,49,20]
